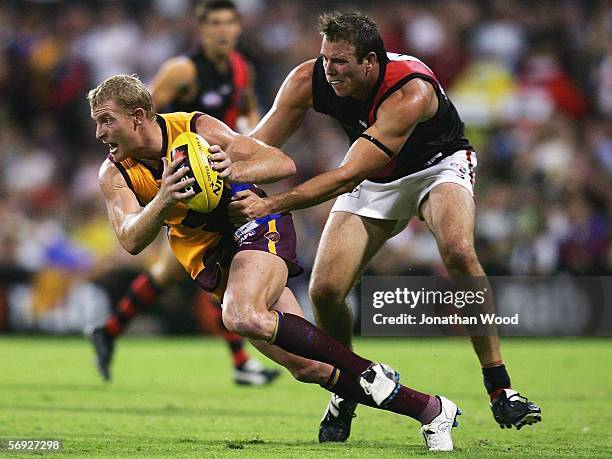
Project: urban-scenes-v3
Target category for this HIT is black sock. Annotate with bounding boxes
[483,364,511,398]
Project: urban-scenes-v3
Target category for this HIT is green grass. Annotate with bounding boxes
[0,336,610,457]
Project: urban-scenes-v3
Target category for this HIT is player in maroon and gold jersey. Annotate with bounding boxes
[89,74,460,451]
[88,0,276,385]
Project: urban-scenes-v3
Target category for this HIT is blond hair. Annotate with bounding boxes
[87,75,155,119]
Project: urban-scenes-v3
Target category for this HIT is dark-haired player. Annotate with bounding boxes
[89,73,461,451]
[88,0,278,386]
[229,12,541,441]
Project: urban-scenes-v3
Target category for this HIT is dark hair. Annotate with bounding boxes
[318,12,387,63]
[196,0,238,23]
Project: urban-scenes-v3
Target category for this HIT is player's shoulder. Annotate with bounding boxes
[98,157,123,193]
[98,156,133,187]
[277,59,316,108]
[193,111,230,135]
[288,59,317,85]
[386,56,439,102]
[377,79,437,124]
[395,78,436,102]
[99,157,116,180]
[159,56,197,80]
[160,55,194,68]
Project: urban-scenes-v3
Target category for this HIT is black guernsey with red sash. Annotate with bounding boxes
[312,53,472,183]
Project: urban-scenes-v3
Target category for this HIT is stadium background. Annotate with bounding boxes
[0,0,609,335]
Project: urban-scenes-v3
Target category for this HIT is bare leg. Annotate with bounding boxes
[310,211,397,347]
[222,250,372,375]
[421,183,542,427]
[420,183,501,365]
[221,251,442,425]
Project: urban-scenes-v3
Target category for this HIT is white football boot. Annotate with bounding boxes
[233,358,281,386]
[420,396,461,451]
[359,363,401,407]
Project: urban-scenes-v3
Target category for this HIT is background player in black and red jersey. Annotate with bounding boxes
[88,0,279,386]
[229,12,541,441]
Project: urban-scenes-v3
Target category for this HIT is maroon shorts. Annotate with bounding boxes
[195,214,303,300]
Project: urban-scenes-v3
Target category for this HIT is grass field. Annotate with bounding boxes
[1,336,610,457]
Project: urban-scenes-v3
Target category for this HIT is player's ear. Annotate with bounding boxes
[132,108,146,127]
[364,52,377,73]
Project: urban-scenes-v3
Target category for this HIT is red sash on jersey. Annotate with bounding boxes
[368,56,440,125]
[225,51,250,129]
[368,56,441,179]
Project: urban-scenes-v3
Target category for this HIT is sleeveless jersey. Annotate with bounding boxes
[167,49,250,130]
[109,111,235,280]
[312,53,472,182]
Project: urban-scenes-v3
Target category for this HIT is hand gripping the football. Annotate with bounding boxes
[208,144,235,180]
[158,156,196,209]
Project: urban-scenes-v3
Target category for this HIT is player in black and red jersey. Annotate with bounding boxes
[229,12,541,445]
[88,0,279,386]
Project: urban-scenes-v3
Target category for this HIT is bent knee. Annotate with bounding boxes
[222,306,269,339]
[289,361,327,384]
[309,281,349,308]
[440,239,480,271]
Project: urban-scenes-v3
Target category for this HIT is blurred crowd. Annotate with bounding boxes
[0,0,610,331]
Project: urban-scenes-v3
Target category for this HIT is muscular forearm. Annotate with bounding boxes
[117,195,170,255]
[232,146,296,184]
[266,168,359,214]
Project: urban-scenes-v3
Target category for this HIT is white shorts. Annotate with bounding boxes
[331,150,477,235]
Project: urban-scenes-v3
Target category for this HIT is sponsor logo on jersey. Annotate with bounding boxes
[201,91,223,109]
[237,230,256,246]
[425,152,443,167]
[234,219,260,242]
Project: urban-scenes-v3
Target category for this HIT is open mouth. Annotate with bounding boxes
[329,80,343,88]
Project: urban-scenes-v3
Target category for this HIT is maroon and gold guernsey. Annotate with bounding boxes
[110,111,225,280]
[109,111,302,298]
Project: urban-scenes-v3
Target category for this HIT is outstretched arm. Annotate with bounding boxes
[229,78,438,218]
[199,61,316,183]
